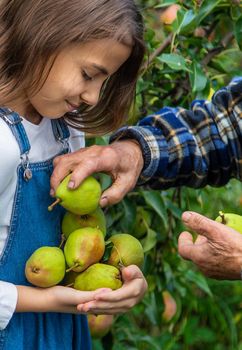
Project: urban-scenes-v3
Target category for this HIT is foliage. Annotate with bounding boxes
[89,1,242,349]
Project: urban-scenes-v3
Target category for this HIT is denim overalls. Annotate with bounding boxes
[0,109,91,350]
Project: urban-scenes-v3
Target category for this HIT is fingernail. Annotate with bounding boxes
[50,189,55,197]
[100,196,108,208]
[68,180,75,189]
[182,211,192,223]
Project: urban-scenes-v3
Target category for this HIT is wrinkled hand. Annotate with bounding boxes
[178,211,242,280]
[77,265,148,314]
[50,140,144,207]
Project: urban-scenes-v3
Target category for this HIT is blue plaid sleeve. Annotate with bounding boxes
[110,78,242,189]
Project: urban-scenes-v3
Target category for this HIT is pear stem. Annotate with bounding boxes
[66,263,80,273]
[113,245,124,268]
[48,198,61,211]
[219,211,226,224]
[65,283,74,288]
[59,234,66,249]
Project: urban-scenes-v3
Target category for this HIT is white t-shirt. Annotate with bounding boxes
[0,117,85,329]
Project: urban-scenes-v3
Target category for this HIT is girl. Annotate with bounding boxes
[0,0,147,349]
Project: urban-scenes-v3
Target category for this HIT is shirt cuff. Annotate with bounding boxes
[0,281,18,330]
[110,125,167,184]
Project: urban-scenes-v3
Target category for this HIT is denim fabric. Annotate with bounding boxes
[0,110,91,350]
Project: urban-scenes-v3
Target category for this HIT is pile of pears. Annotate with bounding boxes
[25,174,144,293]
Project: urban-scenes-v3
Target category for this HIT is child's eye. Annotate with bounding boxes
[82,70,93,81]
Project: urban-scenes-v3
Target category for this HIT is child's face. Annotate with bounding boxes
[28,38,131,119]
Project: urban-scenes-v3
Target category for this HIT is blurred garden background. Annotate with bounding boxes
[88,0,242,349]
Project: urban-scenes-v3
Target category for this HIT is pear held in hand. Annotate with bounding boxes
[215,211,242,234]
[64,227,105,272]
[74,263,122,291]
[107,233,144,268]
[48,174,101,215]
[25,246,66,288]
[62,207,106,239]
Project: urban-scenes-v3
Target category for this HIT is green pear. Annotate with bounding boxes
[215,211,242,234]
[88,314,114,339]
[48,174,101,215]
[25,246,66,288]
[132,207,151,238]
[62,207,106,239]
[107,233,144,268]
[74,263,122,291]
[64,227,105,272]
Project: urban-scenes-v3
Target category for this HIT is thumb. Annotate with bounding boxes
[182,211,221,240]
[121,265,144,282]
[100,179,130,207]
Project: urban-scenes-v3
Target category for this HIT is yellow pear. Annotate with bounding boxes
[107,233,144,268]
[25,246,66,288]
[62,207,106,239]
[64,227,105,272]
[74,263,122,291]
[162,291,177,322]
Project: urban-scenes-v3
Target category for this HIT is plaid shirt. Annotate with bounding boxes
[110,78,242,189]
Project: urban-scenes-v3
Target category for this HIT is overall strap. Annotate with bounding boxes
[0,107,30,155]
[51,118,70,153]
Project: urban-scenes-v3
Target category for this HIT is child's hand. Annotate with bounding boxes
[77,265,148,314]
[16,285,108,314]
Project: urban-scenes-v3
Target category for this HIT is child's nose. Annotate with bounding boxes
[81,85,101,106]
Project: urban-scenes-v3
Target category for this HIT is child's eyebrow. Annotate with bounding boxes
[92,64,109,76]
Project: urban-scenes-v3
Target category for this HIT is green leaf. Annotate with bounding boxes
[211,48,242,74]
[158,53,191,72]
[175,9,197,35]
[155,0,177,8]
[101,240,114,262]
[142,191,167,226]
[189,62,208,93]
[142,228,157,253]
[234,16,242,50]
[120,198,136,232]
[165,199,183,219]
[195,0,223,24]
[184,270,213,297]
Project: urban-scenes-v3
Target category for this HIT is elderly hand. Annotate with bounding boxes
[77,265,148,314]
[178,211,242,280]
[50,140,144,207]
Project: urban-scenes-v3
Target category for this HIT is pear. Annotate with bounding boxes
[215,211,242,234]
[88,314,114,339]
[62,207,106,239]
[74,263,122,291]
[107,233,144,268]
[162,291,177,322]
[132,207,151,238]
[48,174,101,215]
[64,227,105,272]
[25,246,66,288]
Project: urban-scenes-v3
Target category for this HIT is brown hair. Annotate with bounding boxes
[0,0,145,134]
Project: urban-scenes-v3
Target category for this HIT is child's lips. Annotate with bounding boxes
[66,100,80,112]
